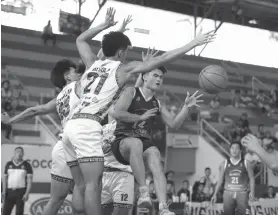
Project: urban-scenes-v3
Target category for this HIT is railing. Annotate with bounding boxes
[35,115,58,144]
[200,119,230,157]
[2,66,30,105]
[252,76,273,100]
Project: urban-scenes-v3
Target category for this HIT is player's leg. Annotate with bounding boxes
[114,137,151,208]
[62,125,85,215]
[223,191,236,215]
[236,191,249,215]
[70,119,104,215]
[42,141,73,215]
[143,145,172,214]
[101,172,113,215]
[112,171,134,215]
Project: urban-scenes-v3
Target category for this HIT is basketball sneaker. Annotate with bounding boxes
[137,186,152,208]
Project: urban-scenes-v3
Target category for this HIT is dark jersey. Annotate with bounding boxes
[224,158,249,192]
[114,87,160,140]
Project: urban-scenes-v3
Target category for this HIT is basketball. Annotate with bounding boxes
[199,65,228,94]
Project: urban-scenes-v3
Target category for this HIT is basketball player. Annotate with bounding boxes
[241,134,278,172]
[63,7,216,215]
[109,62,203,214]
[211,142,255,215]
[1,59,85,215]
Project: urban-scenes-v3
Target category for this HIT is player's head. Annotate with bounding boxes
[14,146,24,160]
[101,31,132,63]
[142,67,167,91]
[50,59,79,89]
[230,142,242,158]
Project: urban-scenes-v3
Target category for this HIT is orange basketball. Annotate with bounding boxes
[199,65,228,94]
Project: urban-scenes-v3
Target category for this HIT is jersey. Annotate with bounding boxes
[114,87,160,140]
[56,81,80,128]
[102,120,132,173]
[224,158,249,192]
[73,59,122,120]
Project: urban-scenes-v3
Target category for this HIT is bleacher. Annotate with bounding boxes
[2,25,278,144]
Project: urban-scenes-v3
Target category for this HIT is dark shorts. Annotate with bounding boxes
[111,135,155,165]
[223,190,249,215]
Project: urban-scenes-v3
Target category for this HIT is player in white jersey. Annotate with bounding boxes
[63,7,216,215]
[1,59,85,215]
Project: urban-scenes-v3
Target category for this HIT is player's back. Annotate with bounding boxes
[74,59,123,120]
[224,158,249,192]
[56,81,80,128]
[115,87,160,140]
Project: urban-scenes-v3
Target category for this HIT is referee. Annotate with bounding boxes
[2,147,33,215]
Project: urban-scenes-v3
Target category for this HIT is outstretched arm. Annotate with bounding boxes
[77,7,117,68]
[160,91,203,129]
[6,99,56,124]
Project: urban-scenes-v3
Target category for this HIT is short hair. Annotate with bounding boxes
[50,59,76,89]
[165,171,174,178]
[183,180,189,184]
[101,31,131,57]
[205,167,211,171]
[230,142,242,150]
[15,146,24,152]
[2,80,10,87]
[142,66,167,81]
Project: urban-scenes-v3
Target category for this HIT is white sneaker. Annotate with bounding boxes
[159,209,175,215]
[137,194,152,208]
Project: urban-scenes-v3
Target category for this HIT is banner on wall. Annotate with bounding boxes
[1,144,53,183]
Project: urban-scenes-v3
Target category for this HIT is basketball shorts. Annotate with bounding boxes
[62,117,104,166]
[51,140,73,183]
[101,168,134,208]
[223,190,249,215]
[111,135,155,165]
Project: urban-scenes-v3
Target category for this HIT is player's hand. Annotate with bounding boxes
[241,134,261,154]
[139,108,158,121]
[142,47,160,62]
[22,193,29,202]
[184,90,204,108]
[192,30,216,47]
[210,195,216,205]
[1,112,10,124]
[118,15,133,33]
[104,7,118,28]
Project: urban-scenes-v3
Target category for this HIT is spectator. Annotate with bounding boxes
[238,113,249,129]
[210,95,220,110]
[166,181,175,202]
[1,112,12,139]
[200,167,215,199]
[149,181,158,202]
[240,90,255,107]
[165,171,175,182]
[232,89,246,108]
[192,183,207,202]
[262,186,276,199]
[256,90,272,115]
[2,80,13,102]
[42,20,56,46]
[228,122,245,142]
[177,180,190,202]
[257,124,266,139]
[2,147,33,215]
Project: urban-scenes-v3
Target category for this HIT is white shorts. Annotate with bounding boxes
[51,140,73,183]
[62,118,104,166]
[101,170,134,208]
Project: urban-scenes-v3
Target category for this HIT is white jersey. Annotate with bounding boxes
[73,59,122,119]
[102,120,132,173]
[56,81,80,128]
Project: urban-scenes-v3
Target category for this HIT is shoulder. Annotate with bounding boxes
[23,160,32,167]
[121,87,136,98]
[5,161,12,166]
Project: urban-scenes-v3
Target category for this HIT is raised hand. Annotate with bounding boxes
[104,7,118,28]
[139,108,158,121]
[192,30,216,47]
[184,90,203,108]
[142,47,160,62]
[118,15,133,33]
[241,134,262,153]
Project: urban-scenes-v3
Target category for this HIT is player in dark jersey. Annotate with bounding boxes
[211,142,255,215]
[109,62,203,215]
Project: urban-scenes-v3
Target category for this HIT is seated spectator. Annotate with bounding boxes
[232,89,246,108]
[165,171,175,182]
[238,113,249,129]
[166,180,175,202]
[271,85,278,109]
[192,183,207,202]
[210,95,220,110]
[177,180,190,202]
[2,80,13,103]
[228,122,245,142]
[149,181,158,202]
[240,90,255,107]
[256,124,266,139]
[256,90,273,115]
[262,186,276,199]
[42,20,56,46]
[1,112,12,139]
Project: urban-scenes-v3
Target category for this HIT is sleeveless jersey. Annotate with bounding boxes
[73,59,122,120]
[102,120,132,173]
[224,158,249,191]
[56,81,80,128]
[115,87,160,140]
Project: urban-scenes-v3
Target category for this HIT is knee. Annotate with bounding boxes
[147,150,162,172]
[129,139,143,153]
